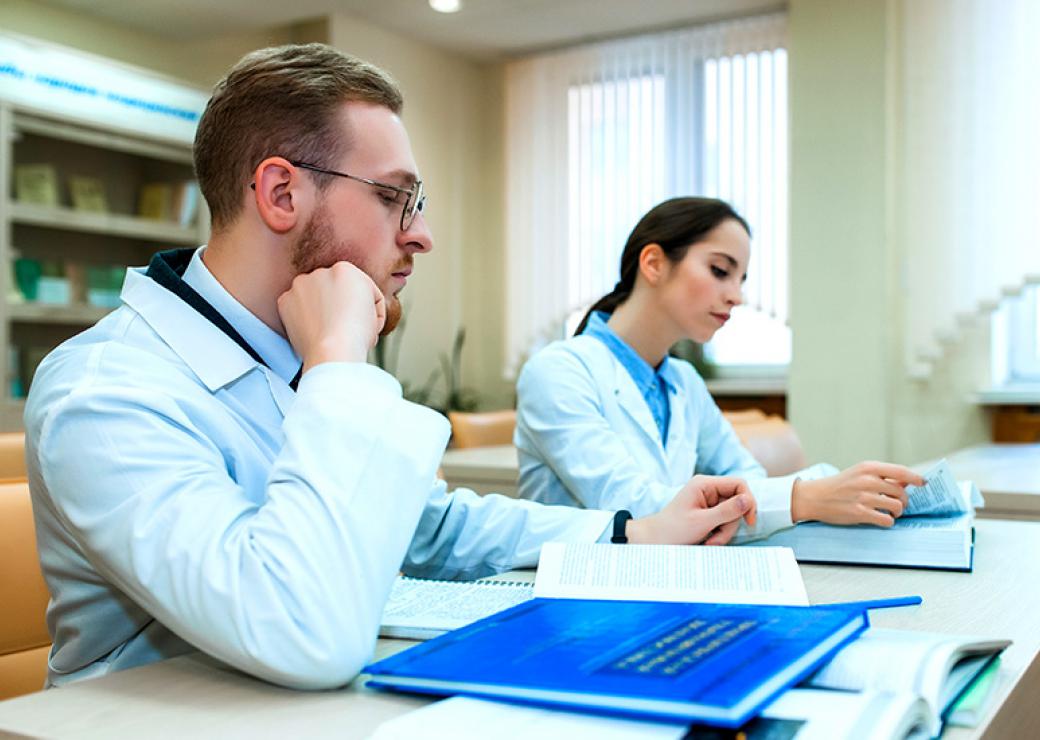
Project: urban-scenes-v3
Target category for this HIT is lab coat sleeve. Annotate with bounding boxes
[402,481,614,580]
[515,347,684,517]
[689,374,838,541]
[34,360,447,690]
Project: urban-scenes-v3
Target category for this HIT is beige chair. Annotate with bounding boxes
[723,410,808,477]
[0,432,27,482]
[448,410,517,449]
[0,480,52,699]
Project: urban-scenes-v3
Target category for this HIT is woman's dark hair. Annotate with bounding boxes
[574,197,750,335]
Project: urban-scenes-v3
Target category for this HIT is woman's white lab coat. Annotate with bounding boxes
[515,335,835,540]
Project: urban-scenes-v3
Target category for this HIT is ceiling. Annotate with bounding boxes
[42,0,783,59]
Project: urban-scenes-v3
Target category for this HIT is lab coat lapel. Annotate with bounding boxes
[612,360,669,468]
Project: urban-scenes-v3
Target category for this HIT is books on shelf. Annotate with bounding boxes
[380,544,808,640]
[67,175,108,213]
[380,576,534,640]
[805,627,1009,736]
[138,181,200,225]
[748,459,981,571]
[14,164,59,206]
[366,599,867,727]
[534,542,809,606]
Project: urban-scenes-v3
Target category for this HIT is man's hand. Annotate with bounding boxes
[791,461,925,527]
[277,261,387,370]
[626,475,757,545]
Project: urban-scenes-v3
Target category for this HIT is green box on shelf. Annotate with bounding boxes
[14,258,42,301]
[87,265,126,308]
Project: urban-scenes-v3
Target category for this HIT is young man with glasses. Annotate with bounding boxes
[24,44,756,691]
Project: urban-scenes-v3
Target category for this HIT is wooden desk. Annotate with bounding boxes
[919,444,1040,520]
[440,444,518,497]
[0,519,1037,739]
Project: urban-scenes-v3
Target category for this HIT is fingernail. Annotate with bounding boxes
[736,495,750,512]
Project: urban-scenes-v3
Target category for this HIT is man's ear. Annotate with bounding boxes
[252,157,307,234]
[638,243,669,286]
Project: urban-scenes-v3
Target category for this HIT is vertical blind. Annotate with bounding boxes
[504,13,788,376]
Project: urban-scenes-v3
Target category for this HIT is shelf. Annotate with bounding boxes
[7,201,199,245]
[13,112,193,165]
[8,302,114,325]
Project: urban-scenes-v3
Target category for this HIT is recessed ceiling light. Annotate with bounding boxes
[429,0,462,13]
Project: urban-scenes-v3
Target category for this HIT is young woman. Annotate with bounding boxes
[514,197,924,541]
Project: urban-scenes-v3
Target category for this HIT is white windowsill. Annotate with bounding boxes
[976,385,1040,405]
[706,376,787,396]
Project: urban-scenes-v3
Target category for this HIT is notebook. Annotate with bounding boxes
[369,690,933,740]
[380,576,534,640]
[366,599,868,727]
[747,460,982,571]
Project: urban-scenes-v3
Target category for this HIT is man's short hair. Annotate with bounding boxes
[194,43,403,231]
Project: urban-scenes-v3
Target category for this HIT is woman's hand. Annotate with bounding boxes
[791,461,925,527]
[627,475,757,545]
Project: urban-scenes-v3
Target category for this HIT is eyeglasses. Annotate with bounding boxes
[291,160,426,231]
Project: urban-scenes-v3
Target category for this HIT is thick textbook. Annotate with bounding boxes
[379,576,534,640]
[749,460,982,571]
[806,627,1009,736]
[366,599,868,727]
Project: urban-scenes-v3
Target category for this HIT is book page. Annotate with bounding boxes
[380,577,533,638]
[906,459,971,516]
[534,543,808,605]
[764,688,930,740]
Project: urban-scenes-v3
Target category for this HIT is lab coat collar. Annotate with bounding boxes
[120,266,261,392]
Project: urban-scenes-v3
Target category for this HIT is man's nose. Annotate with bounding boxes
[400,212,433,253]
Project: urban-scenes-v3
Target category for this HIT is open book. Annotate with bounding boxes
[381,544,807,640]
[805,627,1009,736]
[749,459,982,570]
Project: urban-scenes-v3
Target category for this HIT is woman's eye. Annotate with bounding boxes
[378,192,398,204]
[711,266,729,279]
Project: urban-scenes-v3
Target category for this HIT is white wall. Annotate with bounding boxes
[787,0,989,467]
[328,14,510,409]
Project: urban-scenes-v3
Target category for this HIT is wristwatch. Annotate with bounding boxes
[611,510,633,544]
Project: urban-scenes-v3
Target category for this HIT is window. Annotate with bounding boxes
[563,51,790,370]
[505,13,789,375]
[993,285,1040,384]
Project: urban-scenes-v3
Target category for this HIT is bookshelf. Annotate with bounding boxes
[0,104,209,429]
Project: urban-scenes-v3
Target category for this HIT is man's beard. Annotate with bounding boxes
[291,204,402,336]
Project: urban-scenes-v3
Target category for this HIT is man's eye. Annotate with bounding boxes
[711,266,729,279]
[378,191,399,204]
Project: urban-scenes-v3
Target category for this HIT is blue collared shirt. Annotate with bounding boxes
[183,248,301,384]
[582,311,673,444]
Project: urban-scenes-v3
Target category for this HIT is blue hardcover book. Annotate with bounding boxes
[365,598,868,727]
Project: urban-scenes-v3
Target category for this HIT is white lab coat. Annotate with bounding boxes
[25,256,610,692]
[515,335,835,540]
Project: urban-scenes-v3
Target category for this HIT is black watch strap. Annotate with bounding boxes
[611,510,633,544]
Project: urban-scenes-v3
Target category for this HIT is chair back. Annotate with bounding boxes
[0,432,27,481]
[723,411,808,477]
[0,481,51,699]
[448,410,517,449]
